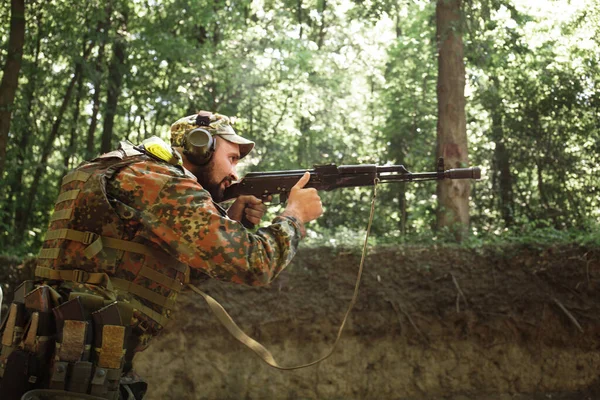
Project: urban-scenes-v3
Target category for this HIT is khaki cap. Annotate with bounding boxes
[170,111,255,159]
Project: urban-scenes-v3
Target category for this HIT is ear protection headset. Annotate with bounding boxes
[183,112,216,165]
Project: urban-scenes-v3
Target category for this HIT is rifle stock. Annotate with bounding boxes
[223,157,481,203]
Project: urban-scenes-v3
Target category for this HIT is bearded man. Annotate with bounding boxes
[0,111,322,400]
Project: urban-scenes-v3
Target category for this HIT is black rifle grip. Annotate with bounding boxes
[241,214,255,230]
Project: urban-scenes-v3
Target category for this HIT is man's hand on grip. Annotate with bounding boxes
[228,195,267,226]
[282,172,323,224]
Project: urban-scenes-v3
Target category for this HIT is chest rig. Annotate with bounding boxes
[0,142,189,399]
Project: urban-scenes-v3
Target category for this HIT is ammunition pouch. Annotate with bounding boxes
[0,282,144,400]
[0,281,54,398]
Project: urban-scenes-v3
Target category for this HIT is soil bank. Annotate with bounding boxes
[133,244,600,399]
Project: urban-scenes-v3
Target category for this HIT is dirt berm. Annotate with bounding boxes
[132,244,600,400]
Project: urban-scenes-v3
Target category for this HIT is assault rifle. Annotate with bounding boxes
[222,157,481,203]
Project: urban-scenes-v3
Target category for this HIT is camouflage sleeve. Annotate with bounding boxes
[108,160,304,286]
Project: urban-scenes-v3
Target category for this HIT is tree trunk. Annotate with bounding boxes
[64,56,85,171]
[0,0,26,179]
[489,76,514,227]
[101,28,127,153]
[139,114,147,142]
[536,158,548,209]
[482,75,514,228]
[398,183,407,235]
[316,0,327,49]
[15,44,92,241]
[87,53,104,158]
[388,124,408,235]
[297,116,311,166]
[151,66,173,138]
[5,6,43,246]
[86,4,111,159]
[493,127,514,227]
[125,107,133,142]
[435,0,470,239]
[297,0,303,39]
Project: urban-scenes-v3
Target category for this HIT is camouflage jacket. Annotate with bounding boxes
[106,147,304,286]
[36,140,304,349]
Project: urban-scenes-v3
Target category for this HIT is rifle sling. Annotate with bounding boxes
[188,178,379,370]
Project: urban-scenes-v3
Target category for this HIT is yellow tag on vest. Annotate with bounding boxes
[142,137,182,165]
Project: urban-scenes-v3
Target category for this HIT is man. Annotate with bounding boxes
[0,111,322,399]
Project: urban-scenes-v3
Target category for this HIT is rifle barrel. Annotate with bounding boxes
[378,167,481,182]
[445,167,481,180]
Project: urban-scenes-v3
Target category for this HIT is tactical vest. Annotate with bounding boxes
[35,141,189,331]
[0,142,190,399]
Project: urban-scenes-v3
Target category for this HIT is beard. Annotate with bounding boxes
[189,161,232,202]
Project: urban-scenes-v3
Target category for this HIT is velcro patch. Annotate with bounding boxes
[58,320,87,362]
[97,325,125,369]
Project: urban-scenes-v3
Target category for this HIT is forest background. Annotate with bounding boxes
[0,0,599,257]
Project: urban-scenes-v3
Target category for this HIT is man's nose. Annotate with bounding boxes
[229,170,239,181]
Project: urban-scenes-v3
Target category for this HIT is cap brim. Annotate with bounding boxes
[218,133,255,159]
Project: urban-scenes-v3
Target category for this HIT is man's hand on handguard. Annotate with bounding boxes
[228,195,268,226]
[281,172,323,224]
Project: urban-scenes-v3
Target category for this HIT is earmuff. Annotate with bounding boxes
[183,111,216,165]
[183,128,215,165]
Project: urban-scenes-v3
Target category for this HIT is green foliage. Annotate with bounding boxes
[465,0,600,234]
[0,0,598,257]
